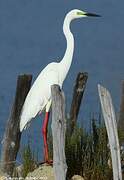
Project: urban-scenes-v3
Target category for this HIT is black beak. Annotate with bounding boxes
[85,13,101,17]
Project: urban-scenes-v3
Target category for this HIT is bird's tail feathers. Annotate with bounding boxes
[20,112,31,132]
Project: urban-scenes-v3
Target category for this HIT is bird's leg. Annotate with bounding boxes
[42,112,49,162]
[42,100,52,164]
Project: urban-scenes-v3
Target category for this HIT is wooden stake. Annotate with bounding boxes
[51,85,67,180]
[1,74,32,176]
[98,84,122,180]
[70,72,88,134]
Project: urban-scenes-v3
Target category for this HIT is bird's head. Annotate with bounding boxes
[67,9,101,20]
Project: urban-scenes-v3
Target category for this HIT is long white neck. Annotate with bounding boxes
[59,14,74,82]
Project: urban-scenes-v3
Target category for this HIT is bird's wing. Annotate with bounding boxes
[20,64,60,132]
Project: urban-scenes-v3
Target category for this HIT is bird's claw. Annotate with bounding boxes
[45,159,53,165]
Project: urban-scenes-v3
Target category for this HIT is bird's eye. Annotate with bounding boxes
[77,11,84,16]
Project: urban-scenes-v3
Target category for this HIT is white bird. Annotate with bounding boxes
[20,9,100,163]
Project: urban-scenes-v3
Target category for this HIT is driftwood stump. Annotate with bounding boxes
[51,85,67,180]
[70,72,88,134]
[1,74,32,176]
[98,84,122,180]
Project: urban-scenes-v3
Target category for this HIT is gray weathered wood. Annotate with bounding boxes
[98,84,122,180]
[1,74,32,176]
[70,72,88,134]
[51,85,67,180]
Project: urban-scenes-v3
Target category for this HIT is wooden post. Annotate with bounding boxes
[51,85,67,180]
[98,84,122,180]
[1,74,32,176]
[70,72,88,134]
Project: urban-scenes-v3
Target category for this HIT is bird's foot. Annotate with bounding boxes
[45,159,53,166]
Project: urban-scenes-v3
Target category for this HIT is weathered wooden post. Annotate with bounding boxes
[1,74,32,176]
[98,84,122,180]
[51,85,67,180]
[70,72,88,134]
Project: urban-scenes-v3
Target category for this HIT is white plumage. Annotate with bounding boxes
[20,9,100,132]
[20,62,60,131]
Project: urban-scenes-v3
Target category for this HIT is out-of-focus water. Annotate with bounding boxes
[0,0,124,161]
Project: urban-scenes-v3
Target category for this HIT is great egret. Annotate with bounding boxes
[20,9,100,163]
